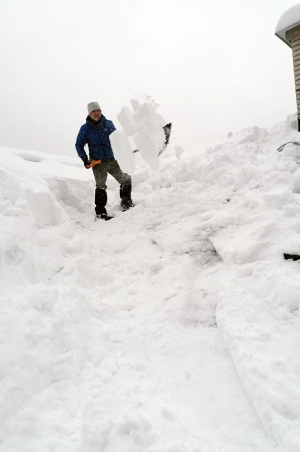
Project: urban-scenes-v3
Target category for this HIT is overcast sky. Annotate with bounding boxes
[0,0,299,156]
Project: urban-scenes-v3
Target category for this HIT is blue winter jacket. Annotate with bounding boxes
[75,114,116,162]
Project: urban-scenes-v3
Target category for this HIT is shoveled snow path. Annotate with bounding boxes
[0,176,279,452]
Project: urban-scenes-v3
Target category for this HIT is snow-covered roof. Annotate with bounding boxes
[275,3,300,47]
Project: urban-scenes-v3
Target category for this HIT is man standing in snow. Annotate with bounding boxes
[75,102,134,221]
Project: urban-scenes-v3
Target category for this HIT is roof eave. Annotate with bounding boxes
[275,21,300,48]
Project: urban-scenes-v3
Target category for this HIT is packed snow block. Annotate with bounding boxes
[210,221,273,265]
[24,187,66,227]
[116,106,137,137]
[116,98,170,169]
[133,128,165,171]
[110,130,135,174]
[130,98,139,112]
[0,166,66,227]
[133,102,165,130]
[51,177,95,215]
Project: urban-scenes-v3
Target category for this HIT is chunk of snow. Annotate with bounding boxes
[116,96,167,170]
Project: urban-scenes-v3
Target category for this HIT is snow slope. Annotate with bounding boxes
[1,114,300,451]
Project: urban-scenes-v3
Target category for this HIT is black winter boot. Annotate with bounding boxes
[120,183,135,211]
[95,188,113,220]
[95,213,113,221]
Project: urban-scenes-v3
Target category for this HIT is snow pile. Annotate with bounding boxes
[137,113,300,450]
[1,114,300,451]
[275,3,300,35]
[187,115,300,450]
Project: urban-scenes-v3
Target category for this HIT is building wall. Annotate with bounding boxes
[287,25,300,131]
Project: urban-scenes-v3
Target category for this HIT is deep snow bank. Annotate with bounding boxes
[0,113,300,451]
[1,143,276,452]
[187,115,300,451]
[142,113,300,450]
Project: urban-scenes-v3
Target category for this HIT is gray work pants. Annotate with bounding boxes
[92,158,131,190]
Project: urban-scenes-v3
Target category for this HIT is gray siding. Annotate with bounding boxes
[287,26,300,129]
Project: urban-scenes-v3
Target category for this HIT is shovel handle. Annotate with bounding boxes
[86,159,101,168]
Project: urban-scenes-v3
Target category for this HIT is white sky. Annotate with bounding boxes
[0,0,299,156]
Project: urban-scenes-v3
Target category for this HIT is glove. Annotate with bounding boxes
[83,157,91,169]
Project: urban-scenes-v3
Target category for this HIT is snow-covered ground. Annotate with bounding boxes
[1,114,300,452]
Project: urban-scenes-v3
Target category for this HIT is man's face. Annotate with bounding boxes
[90,109,101,121]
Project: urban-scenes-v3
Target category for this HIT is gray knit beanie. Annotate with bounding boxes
[87,102,101,115]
